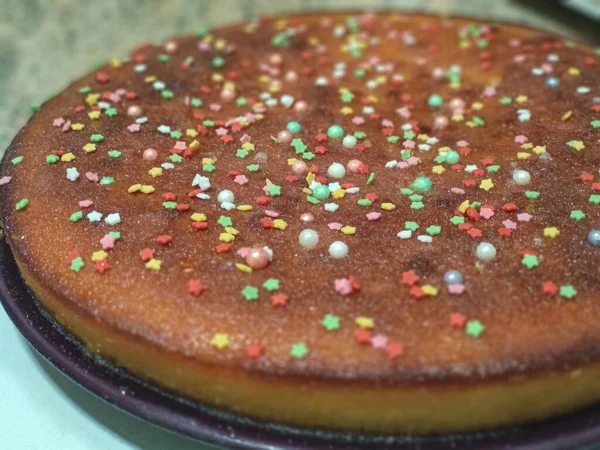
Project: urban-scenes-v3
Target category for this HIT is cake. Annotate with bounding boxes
[2,11,600,435]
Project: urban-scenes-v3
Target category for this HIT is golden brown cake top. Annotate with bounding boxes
[2,12,600,383]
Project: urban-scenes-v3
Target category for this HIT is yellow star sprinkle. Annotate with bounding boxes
[520,143,533,149]
[516,95,528,104]
[287,158,297,166]
[432,165,445,175]
[355,316,375,329]
[185,128,198,138]
[85,94,100,106]
[61,153,75,162]
[532,146,546,155]
[340,106,353,115]
[305,172,316,185]
[145,259,161,271]
[517,152,531,160]
[91,250,108,261]
[332,189,345,200]
[235,263,252,273]
[149,167,163,177]
[211,334,229,350]
[241,142,255,151]
[83,143,96,153]
[273,219,288,230]
[88,110,101,120]
[109,58,123,68]
[219,232,235,243]
[471,102,484,110]
[459,200,470,214]
[191,213,207,222]
[544,227,560,238]
[225,227,239,236]
[237,205,252,211]
[422,285,438,296]
[71,123,85,131]
[570,141,585,151]
[128,184,142,193]
[452,114,464,122]
[568,67,580,76]
[189,139,199,149]
[202,158,215,165]
[341,226,356,235]
[381,202,396,211]
[480,179,494,191]
[140,185,155,194]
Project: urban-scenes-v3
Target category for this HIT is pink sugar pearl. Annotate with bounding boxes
[143,148,158,161]
[246,248,270,270]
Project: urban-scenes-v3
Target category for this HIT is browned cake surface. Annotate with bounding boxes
[1,11,600,392]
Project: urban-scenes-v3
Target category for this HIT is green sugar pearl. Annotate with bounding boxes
[313,184,330,200]
[411,176,432,192]
[445,150,460,164]
[428,94,444,108]
[212,56,225,68]
[286,121,302,133]
[327,125,344,138]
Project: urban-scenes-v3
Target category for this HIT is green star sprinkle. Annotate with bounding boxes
[218,216,232,227]
[11,156,24,165]
[405,221,419,231]
[69,211,83,222]
[163,202,177,210]
[400,188,414,195]
[247,164,260,172]
[322,314,340,331]
[236,149,249,158]
[357,199,372,207]
[105,107,118,117]
[108,149,121,158]
[465,320,485,338]
[15,199,29,210]
[236,97,247,107]
[591,120,600,129]
[426,225,441,236]
[190,97,203,107]
[559,285,577,299]
[161,90,174,99]
[522,254,539,269]
[525,191,540,199]
[170,154,183,163]
[589,195,600,205]
[291,138,307,153]
[241,285,259,301]
[99,177,115,185]
[387,135,400,143]
[410,202,424,209]
[70,257,85,272]
[267,184,281,196]
[170,130,182,139]
[302,152,315,161]
[570,210,585,221]
[486,165,500,173]
[450,216,465,225]
[262,278,280,292]
[108,231,121,240]
[90,134,104,143]
[290,342,309,359]
[409,194,423,202]
[203,164,215,172]
[46,154,60,164]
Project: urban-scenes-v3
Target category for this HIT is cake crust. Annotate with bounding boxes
[2,12,600,433]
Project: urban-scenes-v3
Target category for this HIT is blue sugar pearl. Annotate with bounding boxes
[546,77,560,88]
[443,270,464,285]
[587,230,600,247]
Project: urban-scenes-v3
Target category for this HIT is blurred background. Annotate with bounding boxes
[0,1,598,449]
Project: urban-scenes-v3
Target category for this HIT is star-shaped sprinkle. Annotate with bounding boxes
[450,313,467,327]
[262,278,280,292]
[188,279,205,296]
[322,314,340,331]
[371,334,388,349]
[479,178,494,191]
[145,259,162,271]
[543,227,560,238]
[218,215,232,227]
[70,257,85,272]
[542,281,558,296]
[570,210,585,221]
[522,254,539,269]
[465,320,485,338]
[401,270,419,286]
[211,334,229,350]
[241,285,259,301]
[87,211,103,222]
[139,248,154,262]
[559,285,578,299]
[271,293,289,306]
[290,342,309,359]
[267,184,281,197]
[385,341,404,359]
[246,343,264,359]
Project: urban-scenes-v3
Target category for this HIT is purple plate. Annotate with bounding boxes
[0,239,599,450]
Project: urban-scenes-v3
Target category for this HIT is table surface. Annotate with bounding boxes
[0,1,597,449]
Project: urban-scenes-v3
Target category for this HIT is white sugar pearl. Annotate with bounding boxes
[476,242,497,261]
[217,190,234,204]
[329,241,349,259]
[512,169,531,185]
[299,229,319,249]
[342,135,357,149]
[127,105,142,117]
[327,162,346,179]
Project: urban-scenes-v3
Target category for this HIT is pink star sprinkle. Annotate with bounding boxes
[61,120,71,132]
[456,140,469,147]
[0,176,12,186]
[79,199,93,208]
[234,174,248,185]
[517,213,532,222]
[100,235,115,250]
[371,334,389,349]
[396,161,409,169]
[407,156,420,166]
[173,141,187,150]
[52,117,65,127]
[86,172,99,182]
[366,212,381,221]
[402,140,415,149]
[514,135,528,144]
[237,247,250,258]
[448,284,465,295]
[240,134,252,143]
[210,104,223,112]
[215,127,228,136]
[480,208,494,219]
[352,116,365,125]
[328,222,343,231]
[334,278,353,296]
[503,219,517,229]
[127,123,140,133]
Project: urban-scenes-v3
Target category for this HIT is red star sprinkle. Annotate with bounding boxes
[385,341,404,359]
[354,328,372,345]
[187,279,205,296]
[192,222,208,230]
[67,250,80,261]
[467,227,483,238]
[95,259,110,274]
[315,133,328,142]
[542,281,558,296]
[449,313,467,327]
[401,270,420,286]
[139,248,155,262]
[409,286,426,299]
[580,173,594,183]
[481,157,495,166]
[256,196,270,205]
[271,293,289,306]
[156,235,173,246]
[503,203,517,212]
[215,243,231,254]
[462,179,476,188]
[246,343,264,359]
[260,217,274,229]
[497,227,513,237]
[175,203,189,211]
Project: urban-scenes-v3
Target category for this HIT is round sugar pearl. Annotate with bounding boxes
[300,212,314,223]
[476,242,497,261]
[512,169,531,185]
[299,229,319,249]
[443,270,464,285]
[342,135,357,148]
[587,230,600,247]
[246,248,270,269]
[217,190,234,204]
[313,184,330,200]
[277,130,292,144]
[329,241,349,259]
[327,162,346,179]
[143,148,158,161]
[127,105,142,117]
